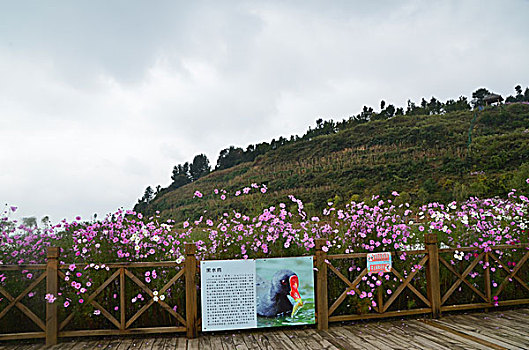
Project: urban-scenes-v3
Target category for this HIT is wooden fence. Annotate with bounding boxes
[1,236,528,345]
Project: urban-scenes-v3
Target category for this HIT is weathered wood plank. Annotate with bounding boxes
[186,338,199,350]
[208,333,224,350]
[197,333,211,350]
[114,337,134,350]
[161,336,177,350]
[230,332,250,350]
[407,321,488,350]
[262,331,294,350]
[443,315,529,349]
[426,319,511,349]
[325,326,371,350]
[174,337,187,350]
[127,338,145,349]
[240,333,262,350]
[252,332,274,350]
[358,323,425,350]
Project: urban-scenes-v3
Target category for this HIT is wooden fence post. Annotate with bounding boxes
[425,234,441,318]
[46,247,59,346]
[484,252,491,311]
[315,238,328,330]
[185,243,198,339]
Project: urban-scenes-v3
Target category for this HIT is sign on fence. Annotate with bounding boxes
[200,257,315,331]
[367,252,392,273]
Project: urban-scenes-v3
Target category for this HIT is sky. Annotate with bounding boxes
[1,0,529,223]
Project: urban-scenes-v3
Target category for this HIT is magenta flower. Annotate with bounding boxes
[45,293,56,303]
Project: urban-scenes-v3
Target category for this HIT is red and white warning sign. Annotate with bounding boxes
[367,252,392,273]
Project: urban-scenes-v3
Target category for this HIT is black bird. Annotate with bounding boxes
[256,269,303,317]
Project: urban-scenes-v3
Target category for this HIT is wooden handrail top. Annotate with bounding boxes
[326,249,427,260]
[0,264,47,271]
[439,243,529,253]
[58,261,184,269]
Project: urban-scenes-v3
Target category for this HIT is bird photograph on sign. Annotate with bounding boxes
[256,257,315,328]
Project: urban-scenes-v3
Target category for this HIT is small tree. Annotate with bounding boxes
[190,154,211,181]
[471,87,491,108]
[171,162,192,188]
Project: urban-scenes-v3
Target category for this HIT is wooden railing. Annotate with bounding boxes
[438,243,529,312]
[1,237,528,344]
[0,243,198,345]
[313,235,529,330]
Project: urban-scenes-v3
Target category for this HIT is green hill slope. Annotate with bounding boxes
[143,103,529,222]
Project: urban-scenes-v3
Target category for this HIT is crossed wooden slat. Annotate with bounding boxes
[58,269,121,330]
[124,268,186,328]
[58,267,186,331]
[440,252,485,305]
[489,250,529,297]
[327,254,430,316]
[382,255,430,312]
[0,271,47,330]
[439,254,488,304]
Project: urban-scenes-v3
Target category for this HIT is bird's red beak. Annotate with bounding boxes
[289,275,301,301]
[289,275,303,317]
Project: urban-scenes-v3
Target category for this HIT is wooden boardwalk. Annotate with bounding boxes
[1,308,528,349]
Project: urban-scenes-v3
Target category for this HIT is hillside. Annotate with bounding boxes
[142,103,529,222]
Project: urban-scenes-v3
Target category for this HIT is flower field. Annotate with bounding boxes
[1,180,528,335]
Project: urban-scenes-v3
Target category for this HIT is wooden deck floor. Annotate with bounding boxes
[2,308,528,350]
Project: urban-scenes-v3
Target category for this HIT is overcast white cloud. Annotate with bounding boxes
[1,0,528,222]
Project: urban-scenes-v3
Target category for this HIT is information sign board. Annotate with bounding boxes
[200,256,315,331]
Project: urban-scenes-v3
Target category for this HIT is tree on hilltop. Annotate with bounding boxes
[190,154,211,181]
[171,162,191,188]
[471,87,491,108]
